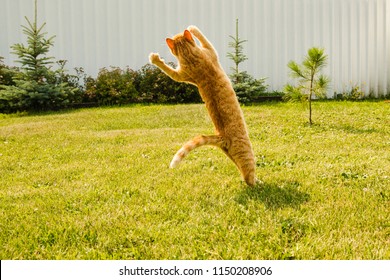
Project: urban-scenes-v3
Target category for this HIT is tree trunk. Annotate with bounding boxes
[234,18,239,83]
[309,73,314,125]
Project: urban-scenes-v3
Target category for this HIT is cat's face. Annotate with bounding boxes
[166,30,196,57]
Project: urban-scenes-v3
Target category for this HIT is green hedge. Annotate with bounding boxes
[0,61,203,113]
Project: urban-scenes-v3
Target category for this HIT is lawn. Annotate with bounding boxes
[0,101,389,259]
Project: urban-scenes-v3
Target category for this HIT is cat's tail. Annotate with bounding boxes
[170,135,225,168]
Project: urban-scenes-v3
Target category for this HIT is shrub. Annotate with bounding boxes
[338,82,365,100]
[0,56,18,87]
[85,67,138,105]
[137,63,200,104]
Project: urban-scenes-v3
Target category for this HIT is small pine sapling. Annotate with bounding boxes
[284,47,330,125]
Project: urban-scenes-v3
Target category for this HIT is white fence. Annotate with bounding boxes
[1,0,389,97]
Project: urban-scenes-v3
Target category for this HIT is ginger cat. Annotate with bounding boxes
[149,25,256,186]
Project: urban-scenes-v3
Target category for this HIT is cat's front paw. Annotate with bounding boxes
[149,52,163,64]
[187,25,200,34]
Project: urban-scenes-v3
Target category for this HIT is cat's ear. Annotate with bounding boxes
[183,30,193,42]
[166,38,175,51]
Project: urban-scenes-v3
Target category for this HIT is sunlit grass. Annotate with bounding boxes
[0,101,389,259]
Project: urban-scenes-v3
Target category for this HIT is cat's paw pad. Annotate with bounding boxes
[149,53,163,64]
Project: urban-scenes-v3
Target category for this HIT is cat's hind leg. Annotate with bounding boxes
[241,160,257,186]
[235,157,256,186]
[227,141,257,186]
[170,135,225,168]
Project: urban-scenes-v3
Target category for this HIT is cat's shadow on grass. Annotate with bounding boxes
[235,180,310,210]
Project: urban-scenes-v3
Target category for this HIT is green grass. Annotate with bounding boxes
[0,101,389,259]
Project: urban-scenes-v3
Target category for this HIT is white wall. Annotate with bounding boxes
[1,0,389,96]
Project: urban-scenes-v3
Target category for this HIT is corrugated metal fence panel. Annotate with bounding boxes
[1,0,389,96]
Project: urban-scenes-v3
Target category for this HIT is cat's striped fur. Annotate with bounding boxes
[149,26,256,186]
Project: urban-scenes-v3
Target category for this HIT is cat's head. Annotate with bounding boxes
[166,30,197,57]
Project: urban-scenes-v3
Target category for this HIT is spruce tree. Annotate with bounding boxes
[227,19,247,84]
[1,0,77,112]
[11,0,55,84]
[227,19,268,103]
